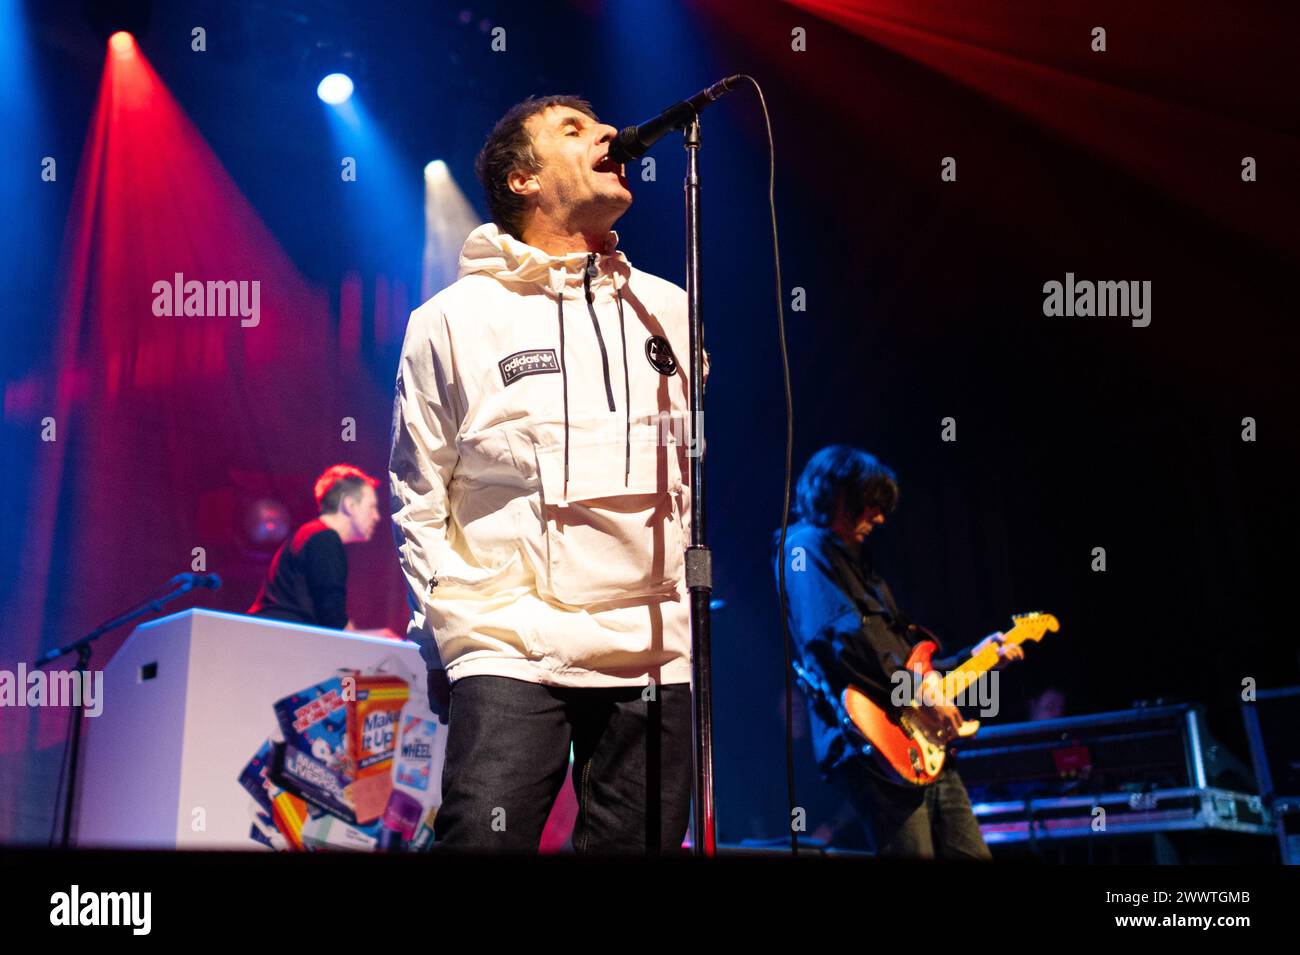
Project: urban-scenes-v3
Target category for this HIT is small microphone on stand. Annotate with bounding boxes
[167,572,223,590]
[606,76,744,165]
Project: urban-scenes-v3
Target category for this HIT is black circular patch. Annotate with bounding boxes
[645,335,677,375]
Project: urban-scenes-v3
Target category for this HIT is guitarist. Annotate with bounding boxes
[772,445,1023,859]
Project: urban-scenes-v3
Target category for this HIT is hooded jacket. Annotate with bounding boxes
[389,223,705,688]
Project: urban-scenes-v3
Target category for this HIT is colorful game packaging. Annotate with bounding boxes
[379,712,442,851]
[239,667,441,851]
[237,740,278,815]
[300,812,382,852]
[345,674,408,823]
[410,805,438,852]
[274,675,350,774]
[393,713,438,796]
[238,738,311,849]
[377,790,423,851]
[269,740,356,823]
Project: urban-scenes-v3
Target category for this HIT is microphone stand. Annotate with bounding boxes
[32,575,210,848]
[682,115,717,857]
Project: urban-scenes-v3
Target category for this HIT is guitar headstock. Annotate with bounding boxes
[1009,611,1060,643]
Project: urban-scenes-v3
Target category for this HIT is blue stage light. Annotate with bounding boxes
[316,73,354,105]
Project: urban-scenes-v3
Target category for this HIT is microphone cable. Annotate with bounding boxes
[729,76,801,857]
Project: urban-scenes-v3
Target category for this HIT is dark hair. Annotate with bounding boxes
[314,464,379,515]
[475,95,599,241]
[794,445,899,527]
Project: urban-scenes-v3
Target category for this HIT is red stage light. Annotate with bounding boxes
[108,31,135,57]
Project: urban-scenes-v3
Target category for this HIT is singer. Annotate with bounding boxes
[390,95,706,853]
[247,464,384,631]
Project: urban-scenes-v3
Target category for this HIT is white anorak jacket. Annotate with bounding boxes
[389,223,703,688]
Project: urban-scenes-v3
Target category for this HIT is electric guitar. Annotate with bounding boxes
[841,611,1061,785]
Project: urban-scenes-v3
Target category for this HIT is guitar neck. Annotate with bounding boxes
[938,623,1034,703]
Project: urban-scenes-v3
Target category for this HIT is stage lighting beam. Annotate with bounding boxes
[317,73,354,106]
[108,31,135,57]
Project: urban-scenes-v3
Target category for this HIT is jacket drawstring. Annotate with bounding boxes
[554,257,631,493]
[551,269,570,492]
[616,286,630,482]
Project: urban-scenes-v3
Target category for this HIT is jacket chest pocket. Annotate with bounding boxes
[531,437,684,607]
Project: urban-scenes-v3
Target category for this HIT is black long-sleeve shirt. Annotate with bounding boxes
[772,520,960,775]
[248,519,349,629]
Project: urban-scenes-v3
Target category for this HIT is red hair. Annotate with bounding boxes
[314,463,379,514]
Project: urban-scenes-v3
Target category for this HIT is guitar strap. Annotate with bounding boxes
[790,657,874,759]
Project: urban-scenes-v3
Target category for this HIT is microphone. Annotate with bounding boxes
[169,572,223,590]
[606,75,744,165]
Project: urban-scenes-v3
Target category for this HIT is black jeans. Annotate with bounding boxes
[433,674,693,854]
[828,756,992,860]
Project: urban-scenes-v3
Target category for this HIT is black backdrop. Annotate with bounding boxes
[1,0,1296,844]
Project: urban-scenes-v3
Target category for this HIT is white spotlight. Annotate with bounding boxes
[317,73,354,105]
